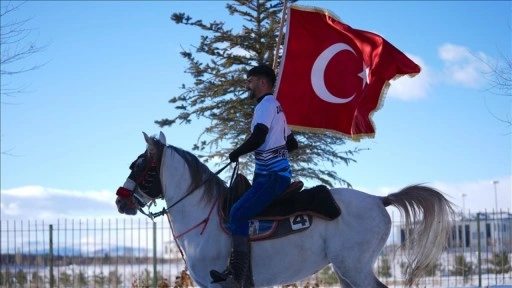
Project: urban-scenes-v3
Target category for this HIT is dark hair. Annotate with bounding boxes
[247,64,276,86]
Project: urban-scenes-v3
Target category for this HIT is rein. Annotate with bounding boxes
[138,161,233,220]
[165,161,239,238]
[163,161,237,276]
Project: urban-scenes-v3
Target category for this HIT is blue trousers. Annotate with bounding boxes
[229,172,291,236]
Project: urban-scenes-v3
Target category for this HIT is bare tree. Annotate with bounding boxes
[1,1,47,155]
[1,1,46,102]
[477,38,512,128]
[486,54,512,126]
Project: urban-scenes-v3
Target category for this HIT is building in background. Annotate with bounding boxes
[399,211,512,254]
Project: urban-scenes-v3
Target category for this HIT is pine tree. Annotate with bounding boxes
[422,261,441,277]
[14,269,27,286]
[59,270,73,287]
[157,0,364,186]
[75,269,88,287]
[450,254,473,277]
[31,271,44,287]
[93,271,106,287]
[107,269,123,287]
[489,251,511,274]
[377,256,392,278]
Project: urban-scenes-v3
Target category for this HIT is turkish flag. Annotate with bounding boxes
[275,5,421,141]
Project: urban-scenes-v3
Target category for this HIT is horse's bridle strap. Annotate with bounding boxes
[174,197,219,239]
[142,161,232,220]
[165,162,231,211]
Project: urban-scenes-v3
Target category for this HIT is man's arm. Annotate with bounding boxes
[286,133,298,153]
[229,123,269,162]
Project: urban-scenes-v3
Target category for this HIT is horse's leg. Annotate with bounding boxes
[335,271,388,288]
[328,189,391,288]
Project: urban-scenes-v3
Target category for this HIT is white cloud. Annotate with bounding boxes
[386,44,496,101]
[2,175,510,223]
[1,202,21,215]
[358,175,512,214]
[429,176,511,213]
[386,54,431,100]
[438,43,494,88]
[0,186,120,220]
[2,186,114,203]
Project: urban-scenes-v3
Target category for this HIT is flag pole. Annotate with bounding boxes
[273,0,288,71]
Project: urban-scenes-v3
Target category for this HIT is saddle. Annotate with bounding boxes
[219,174,341,241]
[213,175,341,287]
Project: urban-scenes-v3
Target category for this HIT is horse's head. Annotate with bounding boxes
[115,132,166,215]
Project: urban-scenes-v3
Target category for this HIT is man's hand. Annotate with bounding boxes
[286,133,298,152]
[229,150,240,163]
[228,123,268,163]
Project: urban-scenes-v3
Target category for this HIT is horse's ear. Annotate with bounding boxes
[143,132,151,145]
[159,131,166,145]
[142,131,157,153]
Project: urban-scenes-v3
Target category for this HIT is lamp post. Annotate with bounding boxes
[491,180,500,253]
[460,193,467,218]
[492,180,499,213]
[460,193,467,251]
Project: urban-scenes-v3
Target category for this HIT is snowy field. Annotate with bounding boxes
[2,262,511,288]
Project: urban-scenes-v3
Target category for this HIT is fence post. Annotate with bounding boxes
[49,224,54,288]
[153,221,157,288]
[477,213,482,287]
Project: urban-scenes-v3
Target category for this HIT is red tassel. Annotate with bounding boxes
[116,186,133,198]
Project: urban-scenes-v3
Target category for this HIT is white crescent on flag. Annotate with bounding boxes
[311,43,359,104]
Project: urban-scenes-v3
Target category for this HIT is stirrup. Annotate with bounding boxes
[210,268,232,283]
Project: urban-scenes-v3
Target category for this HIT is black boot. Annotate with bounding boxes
[210,251,235,283]
[210,235,250,287]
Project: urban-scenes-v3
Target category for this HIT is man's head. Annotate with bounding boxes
[246,64,276,100]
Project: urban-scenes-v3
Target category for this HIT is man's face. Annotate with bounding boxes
[245,76,261,100]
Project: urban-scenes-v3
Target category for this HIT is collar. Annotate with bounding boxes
[256,93,273,104]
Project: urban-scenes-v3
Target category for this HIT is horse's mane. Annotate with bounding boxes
[168,144,229,203]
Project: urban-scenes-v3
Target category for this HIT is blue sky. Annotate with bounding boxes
[1,1,511,222]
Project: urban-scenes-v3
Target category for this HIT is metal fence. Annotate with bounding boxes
[1,209,511,288]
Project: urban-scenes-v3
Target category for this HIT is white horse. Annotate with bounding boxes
[116,132,455,288]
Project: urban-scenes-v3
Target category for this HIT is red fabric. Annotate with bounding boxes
[275,5,421,140]
[116,186,133,198]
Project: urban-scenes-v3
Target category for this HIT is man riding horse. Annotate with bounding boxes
[209,64,299,287]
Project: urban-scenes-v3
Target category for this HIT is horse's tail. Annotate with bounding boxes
[382,184,455,287]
